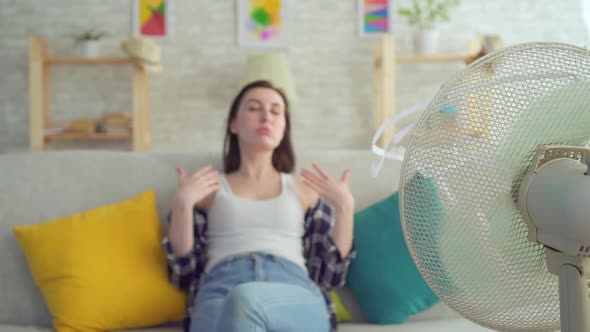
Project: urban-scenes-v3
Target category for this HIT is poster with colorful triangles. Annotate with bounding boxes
[133,0,173,39]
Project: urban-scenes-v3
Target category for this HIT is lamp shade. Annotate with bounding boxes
[242,53,296,103]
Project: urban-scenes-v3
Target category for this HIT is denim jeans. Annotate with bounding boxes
[190,252,330,332]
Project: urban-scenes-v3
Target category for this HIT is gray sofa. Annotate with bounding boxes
[0,149,492,331]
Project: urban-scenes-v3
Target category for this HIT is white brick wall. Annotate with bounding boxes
[0,0,588,153]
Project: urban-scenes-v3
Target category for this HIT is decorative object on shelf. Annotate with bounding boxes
[465,34,503,64]
[65,118,98,134]
[242,52,296,103]
[237,0,293,49]
[75,28,108,58]
[398,0,461,55]
[132,0,173,40]
[358,0,393,37]
[121,35,162,72]
[98,112,132,134]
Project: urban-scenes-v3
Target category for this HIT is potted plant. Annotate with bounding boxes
[398,0,461,55]
[75,28,108,58]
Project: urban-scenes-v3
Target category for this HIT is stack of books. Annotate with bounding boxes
[65,118,97,134]
[98,112,132,134]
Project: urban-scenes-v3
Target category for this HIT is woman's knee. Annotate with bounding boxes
[220,282,268,329]
[224,282,265,310]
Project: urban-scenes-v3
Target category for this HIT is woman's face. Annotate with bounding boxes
[230,87,287,151]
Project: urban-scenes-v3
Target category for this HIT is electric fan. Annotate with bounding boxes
[376,42,590,331]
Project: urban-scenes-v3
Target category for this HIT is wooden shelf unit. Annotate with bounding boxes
[29,36,151,151]
[373,36,472,147]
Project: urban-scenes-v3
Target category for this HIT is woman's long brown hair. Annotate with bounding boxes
[223,80,295,173]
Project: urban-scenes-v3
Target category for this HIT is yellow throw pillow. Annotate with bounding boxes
[13,190,186,332]
[331,290,352,322]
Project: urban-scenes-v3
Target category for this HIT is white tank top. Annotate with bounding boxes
[205,173,307,272]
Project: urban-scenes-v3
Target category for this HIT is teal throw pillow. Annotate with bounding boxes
[346,174,441,324]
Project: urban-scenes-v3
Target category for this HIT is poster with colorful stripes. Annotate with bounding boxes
[237,0,292,48]
[133,0,173,39]
[359,0,393,36]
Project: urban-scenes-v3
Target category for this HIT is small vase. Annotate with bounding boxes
[413,29,439,55]
[80,40,100,58]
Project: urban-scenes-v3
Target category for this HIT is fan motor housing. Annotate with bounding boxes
[519,146,590,257]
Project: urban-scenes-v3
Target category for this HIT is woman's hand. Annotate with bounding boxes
[300,162,354,212]
[169,165,217,257]
[173,165,219,208]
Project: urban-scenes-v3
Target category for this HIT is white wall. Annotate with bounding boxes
[0,0,588,153]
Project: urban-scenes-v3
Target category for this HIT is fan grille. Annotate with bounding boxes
[400,43,590,331]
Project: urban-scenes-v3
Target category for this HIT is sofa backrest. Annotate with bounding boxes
[0,149,401,325]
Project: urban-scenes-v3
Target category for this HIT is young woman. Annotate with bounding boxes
[162,80,356,332]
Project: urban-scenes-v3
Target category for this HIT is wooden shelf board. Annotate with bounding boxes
[45,131,132,140]
[45,57,133,65]
[396,55,470,63]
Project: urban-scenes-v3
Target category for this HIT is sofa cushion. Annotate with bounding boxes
[331,290,352,322]
[0,319,493,332]
[338,318,494,331]
[13,190,185,331]
[0,326,52,332]
[346,185,440,323]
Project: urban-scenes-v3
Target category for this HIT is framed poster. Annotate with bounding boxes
[132,0,173,40]
[237,0,292,49]
[358,0,393,37]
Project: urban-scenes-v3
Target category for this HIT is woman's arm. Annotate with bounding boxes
[300,162,355,257]
[331,205,354,257]
[303,198,357,290]
[168,199,195,257]
[298,162,357,290]
[162,205,209,291]
[168,165,218,256]
[163,165,218,290]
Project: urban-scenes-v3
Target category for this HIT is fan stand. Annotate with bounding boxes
[545,248,590,332]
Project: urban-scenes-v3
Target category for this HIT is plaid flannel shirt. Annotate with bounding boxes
[162,197,357,332]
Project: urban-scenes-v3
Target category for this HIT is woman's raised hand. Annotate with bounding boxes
[301,162,354,212]
[174,165,219,207]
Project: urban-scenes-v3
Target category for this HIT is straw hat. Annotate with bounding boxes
[121,35,162,72]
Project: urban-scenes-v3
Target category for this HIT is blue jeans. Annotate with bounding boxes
[190,253,330,332]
